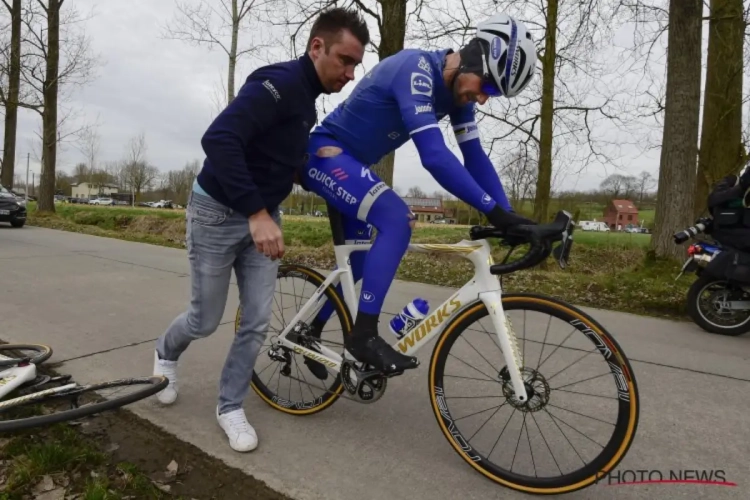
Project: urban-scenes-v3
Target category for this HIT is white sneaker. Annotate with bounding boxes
[153,351,178,405]
[216,407,258,452]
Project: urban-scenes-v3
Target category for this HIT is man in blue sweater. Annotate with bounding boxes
[152,8,369,453]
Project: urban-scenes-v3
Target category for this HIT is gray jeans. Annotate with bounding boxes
[156,191,280,415]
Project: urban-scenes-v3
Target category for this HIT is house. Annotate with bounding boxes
[402,197,446,223]
[71,182,119,199]
[603,199,639,230]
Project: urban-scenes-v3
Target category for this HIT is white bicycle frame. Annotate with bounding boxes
[273,236,530,403]
[0,354,76,409]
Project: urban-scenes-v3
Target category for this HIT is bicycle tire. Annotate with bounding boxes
[0,343,53,366]
[0,376,168,433]
[428,293,639,495]
[244,264,353,416]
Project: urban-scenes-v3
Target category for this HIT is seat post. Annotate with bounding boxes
[326,201,346,246]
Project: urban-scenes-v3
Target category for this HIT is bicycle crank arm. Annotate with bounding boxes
[280,374,384,405]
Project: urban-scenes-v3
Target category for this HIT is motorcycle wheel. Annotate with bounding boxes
[686,275,750,336]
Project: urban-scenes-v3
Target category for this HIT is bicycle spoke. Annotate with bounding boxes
[536,315,553,370]
[529,411,563,476]
[545,402,616,428]
[447,353,497,381]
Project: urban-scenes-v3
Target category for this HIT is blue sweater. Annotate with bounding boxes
[196,53,326,217]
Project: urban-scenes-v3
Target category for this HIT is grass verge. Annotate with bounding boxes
[0,349,292,500]
[24,203,692,320]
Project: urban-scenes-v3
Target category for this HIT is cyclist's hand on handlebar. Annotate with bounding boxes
[486,205,536,229]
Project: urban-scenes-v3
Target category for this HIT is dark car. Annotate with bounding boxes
[0,185,26,228]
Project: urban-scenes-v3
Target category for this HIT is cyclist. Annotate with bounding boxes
[298,13,538,377]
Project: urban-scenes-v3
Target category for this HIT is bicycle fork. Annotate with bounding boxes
[478,291,529,403]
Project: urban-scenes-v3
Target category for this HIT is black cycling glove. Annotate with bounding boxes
[486,205,536,229]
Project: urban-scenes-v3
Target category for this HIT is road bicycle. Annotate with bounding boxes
[0,343,168,433]
[236,210,640,495]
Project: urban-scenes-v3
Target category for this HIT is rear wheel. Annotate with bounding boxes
[244,264,353,416]
[0,376,168,433]
[428,293,638,495]
[686,275,750,336]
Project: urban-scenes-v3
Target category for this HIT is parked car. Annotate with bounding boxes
[88,197,114,206]
[0,185,27,228]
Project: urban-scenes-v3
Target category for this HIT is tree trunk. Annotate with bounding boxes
[694,0,744,216]
[533,0,558,223]
[650,0,702,259]
[1,0,22,189]
[370,0,407,187]
[228,0,239,103]
[37,0,62,213]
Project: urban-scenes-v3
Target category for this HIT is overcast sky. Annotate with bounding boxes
[1,0,720,196]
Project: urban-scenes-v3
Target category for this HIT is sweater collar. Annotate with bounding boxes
[299,52,327,96]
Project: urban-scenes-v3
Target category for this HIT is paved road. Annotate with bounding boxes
[2,225,749,499]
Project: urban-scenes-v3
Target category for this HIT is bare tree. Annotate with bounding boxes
[0,0,21,188]
[162,0,271,105]
[694,0,745,215]
[20,0,99,211]
[650,0,702,259]
[120,132,158,202]
[497,146,537,207]
[406,185,427,198]
[75,127,99,174]
[635,170,655,203]
[600,174,632,198]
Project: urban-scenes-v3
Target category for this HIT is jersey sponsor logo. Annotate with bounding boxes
[414,104,432,114]
[362,291,375,303]
[262,80,280,101]
[454,122,479,143]
[332,167,348,181]
[411,72,433,96]
[361,167,375,182]
[388,131,400,140]
[417,56,431,73]
[491,36,502,60]
[482,193,492,205]
[308,167,336,190]
[308,168,359,205]
[367,181,387,198]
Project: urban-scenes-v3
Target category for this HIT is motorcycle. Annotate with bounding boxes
[673,217,750,336]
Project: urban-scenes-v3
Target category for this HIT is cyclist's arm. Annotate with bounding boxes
[450,104,513,212]
[393,60,497,215]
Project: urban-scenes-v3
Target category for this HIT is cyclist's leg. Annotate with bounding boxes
[311,214,370,327]
[303,210,369,380]
[302,136,418,374]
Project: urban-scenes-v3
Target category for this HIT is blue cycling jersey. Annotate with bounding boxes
[311,48,512,213]
[315,49,475,165]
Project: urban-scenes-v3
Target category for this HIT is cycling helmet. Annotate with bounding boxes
[470,13,537,98]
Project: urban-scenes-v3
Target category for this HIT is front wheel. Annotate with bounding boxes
[686,274,750,336]
[428,293,639,495]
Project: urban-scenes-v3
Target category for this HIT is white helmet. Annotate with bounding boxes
[474,14,537,98]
